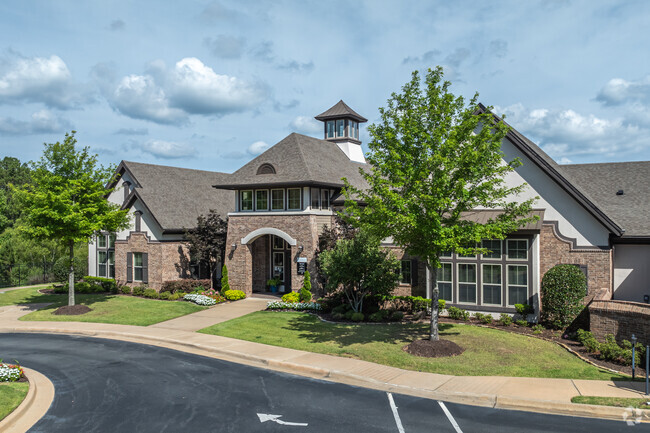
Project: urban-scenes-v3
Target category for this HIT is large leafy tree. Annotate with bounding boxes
[185,210,228,289]
[343,67,537,340]
[0,156,32,231]
[13,132,129,306]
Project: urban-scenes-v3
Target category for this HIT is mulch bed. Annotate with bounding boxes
[404,339,464,358]
[53,305,92,315]
[38,289,56,294]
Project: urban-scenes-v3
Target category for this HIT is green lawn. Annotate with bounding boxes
[572,395,650,409]
[0,382,29,421]
[0,285,63,306]
[199,311,627,380]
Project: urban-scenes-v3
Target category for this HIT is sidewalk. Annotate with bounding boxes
[0,302,648,422]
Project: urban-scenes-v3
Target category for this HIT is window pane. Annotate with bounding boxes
[271,189,284,210]
[459,284,476,303]
[400,260,411,284]
[321,189,330,209]
[272,236,285,250]
[438,263,452,282]
[98,251,107,264]
[336,119,345,137]
[483,264,502,305]
[256,190,268,210]
[327,121,335,138]
[482,239,501,259]
[98,251,107,277]
[508,265,527,286]
[349,121,356,138]
[311,188,320,209]
[507,239,528,260]
[98,235,106,248]
[483,264,501,284]
[288,189,301,210]
[109,235,116,248]
[108,252,115,278]
[483,285,501,305]
[134,268,143,282]
[440,251,452,258]
[458,264,476,303]
[508,286,528,305]
[273,252,284,281]
[134,253,143,267]
[241,190,253,211]
[439,282,452,301]
[458,264,476,283]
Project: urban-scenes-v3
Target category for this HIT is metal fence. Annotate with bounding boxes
[0,262,56,289]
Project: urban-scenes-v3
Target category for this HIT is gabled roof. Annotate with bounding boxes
[116,161,234,232]
[478,103,624,237]
[314,100,368,123]
[212,133,370,190]
[561,161,650,238]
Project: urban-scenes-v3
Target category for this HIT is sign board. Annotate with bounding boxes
[296,257,307,275]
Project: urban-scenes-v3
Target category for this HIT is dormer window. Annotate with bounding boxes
[257,163,276,175]
[349,121,358,139]
[326,121,335,138]
[336,119,345,137]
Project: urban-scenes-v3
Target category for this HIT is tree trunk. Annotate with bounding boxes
[68,239,75,306]
[427,261,439,341]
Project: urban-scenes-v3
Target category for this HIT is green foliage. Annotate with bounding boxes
[299,287,312,303]
[159,291,171,300]
[515,319,529,327]
[350,312,365,322]
[220,265,230,293]
[0,156,32,230]
[319,230,400,312]
[390,311,404,321]
[344,310,355,320]
[185,210,228,288]
[302,270,311,291]
[223,289,246,301]
[119,286,131,295]
[447,306,470,321]
[132,286,146,297]
[161,279,211,294]
[474,312,493,324]
[170,292,181,301]
[368,310,392,322]
[143,288,159,299]
[332,304,351,315]
[498,313,513,326]
[12,132,129,306]
[282,292,300,303]
[531,324,544,334]
[83,276,116,293]
[380,295,444,313]
[576,329,601,353]
[514,303,533,318]
[52,253,88,283]
[541,264,587,328]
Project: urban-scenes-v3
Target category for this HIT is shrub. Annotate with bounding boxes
[160,279,212,294]
[379,295,445,313]
[52,255,87,283]
[159,291,171,300]
[390,311,405,322]
[350,312,365,322]
[183,293,216,306]
[531,324,544,334]
[447,306,470,321]
[83,276,117,293]
[282,292,300,303]
[474,312,493,324]
[119,285,131,295]
[75,282,91,293]
[332,304,351,315]
[515,319,529,327]
[223,289,246,301]
[302,270,312,291]
[344,310,355,320]
[299,287,312,303]
[514,303,533,319]
[541,264,586,328]
[266,301,322,311]
[368,310,391,322]
[332,312,345,320]
[221,265,230,293]
[498,313,513,326]
[143,288,159,299]
[132,286,146,297]
[170,292,181,301]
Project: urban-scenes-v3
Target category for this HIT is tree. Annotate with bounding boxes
[343,67,537,340]
[318,230,400,313]
[185,210,228,289]
[0,156,32,230]
[221,265,230,293]
[314,214,357,294]
[13,132,129,306]
[540,264,587,328]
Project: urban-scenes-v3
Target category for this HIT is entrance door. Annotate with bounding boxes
[271,235,292,292]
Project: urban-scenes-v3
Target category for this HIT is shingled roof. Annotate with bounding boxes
[315,100,368,122]
[561,161,650,238]
[118,161,234,232]
[212,133,370,190]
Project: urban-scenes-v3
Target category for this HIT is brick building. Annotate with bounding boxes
[89,100,650,316]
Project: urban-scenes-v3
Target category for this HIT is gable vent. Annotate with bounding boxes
[256,163,276,175]
[616,189,624,196]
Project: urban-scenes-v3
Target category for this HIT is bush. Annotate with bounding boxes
[332,312,346,321]
[344,310,355,320]
[159,291,171,300]
[474,312,493,324]
[514,303,533,319]
[447,306,469,321]
[170,292,181,301]
[302,270,312,291]
[184,293,216,306]
[143,288,159,299]
[368,310,391,322]
[83,276,117,293]
[223,289,246,301]
[119,285,131,295]
[282,292,300,303]
[390,311,404,322]
[515,319,529,327]
[350,312,365,322]
[332,304,351,315]
[299,287,312,303]
[531,324,544,334]
[379,295,445,313]
[541,264,586,328]
[52,255,87,283]
[221,265,230,293]
[498,313,513,326]
[132,286,146,297]
[160,279,212,294]
[266,301,322,311]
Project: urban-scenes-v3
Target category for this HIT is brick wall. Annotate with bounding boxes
[589,299,650,346]
[251,235,269,292]
[539,223,612,298]
[114,232,189,291]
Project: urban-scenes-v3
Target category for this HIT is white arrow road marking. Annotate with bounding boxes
[387,393,406,433]
[257,413,308,426]
[438,401,463,433]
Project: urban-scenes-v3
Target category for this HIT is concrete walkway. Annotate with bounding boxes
[1,302,649,422]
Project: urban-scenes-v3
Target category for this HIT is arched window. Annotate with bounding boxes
[256,163,276,175]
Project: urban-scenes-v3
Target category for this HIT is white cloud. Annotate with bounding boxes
[247,140,270,155]
[0,109,71,135]
[141,139,195,159]
[112,74,188,125]
[290,116,321,134]
[596,76,650,106]
[0,54,90,109]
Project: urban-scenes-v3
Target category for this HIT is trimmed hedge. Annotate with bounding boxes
[160,279,211,294]
[223,289,246,301]
[83,276,117,293]
[541,264,586,328]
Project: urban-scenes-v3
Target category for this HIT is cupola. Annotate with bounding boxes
[315,100,367,163]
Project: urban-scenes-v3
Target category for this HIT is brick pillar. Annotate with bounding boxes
[291,244,303,293]
[226,243,253,295]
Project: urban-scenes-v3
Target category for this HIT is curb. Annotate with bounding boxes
[2,326,649,423]
[0,367,55,433]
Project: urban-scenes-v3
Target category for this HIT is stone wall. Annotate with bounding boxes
[539,223,612,298]
[114,232,189,291]
[589,299,650,346]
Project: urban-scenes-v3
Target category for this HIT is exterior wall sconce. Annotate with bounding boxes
[298,245,304,252]
[231,243,237,252]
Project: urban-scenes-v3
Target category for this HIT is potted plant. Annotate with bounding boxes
[267,278,281,293]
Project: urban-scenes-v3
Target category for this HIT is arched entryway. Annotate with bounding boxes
[241,228,296,293]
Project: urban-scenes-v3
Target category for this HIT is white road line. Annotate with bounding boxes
[438,401,463,433]
[387,392,406,433]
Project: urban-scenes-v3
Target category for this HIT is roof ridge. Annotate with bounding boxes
[123,160,228,175]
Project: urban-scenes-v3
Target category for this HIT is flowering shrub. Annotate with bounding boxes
[267,301,322,311]
[0,362,24,382]
[223,289,246,301]
[183,294,217,306]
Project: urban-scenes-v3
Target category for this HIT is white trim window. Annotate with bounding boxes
[98,251,108,277]
[240,190,253,211]
[438,262,453,301]
[507,264,528,306]
[271,189,285,211]
[326,120,335,138]
[133,253,144,282]
[457,263,477,304]
[400,260,412,284]
[336,119,345,137]
[287,188,301,210]
[481,239,502,259]
[507,239,528,260]
[482,264,502,305]
[310,188,320,209]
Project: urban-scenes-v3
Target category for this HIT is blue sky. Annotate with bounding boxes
[1,0,649,172]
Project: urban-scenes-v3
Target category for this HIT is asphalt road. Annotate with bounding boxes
[0,333,646,432]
